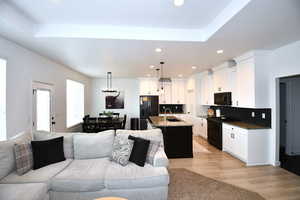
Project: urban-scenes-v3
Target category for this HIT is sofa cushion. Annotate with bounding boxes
[116,129,164,147]
[51,158,110,192]
[128,135,150,167]
[0,183,48,200]
[0,131,32,180]
[110,134,134,166]
[0,159,72,184]
[153,147,169,167]
[33,131,80,159]
[31,137,66,169]
[73,130,115,159]
[105,161,169,189]
[14,143,33,175]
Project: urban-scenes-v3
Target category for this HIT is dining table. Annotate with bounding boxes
[82,116,124,133]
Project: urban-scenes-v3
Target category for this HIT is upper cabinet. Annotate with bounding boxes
[172,79,185,104]
[159,82,172,104]
[139,78,186,105]
[234,51,270,108]
[199,72,213,105]
[139,78,159,96]
[235,58,255,107]
[198,51,270,108]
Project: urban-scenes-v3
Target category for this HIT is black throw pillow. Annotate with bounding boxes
[128,135,150,167]
[31,137,66,170]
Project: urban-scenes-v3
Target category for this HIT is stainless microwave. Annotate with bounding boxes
[214,92,232,106]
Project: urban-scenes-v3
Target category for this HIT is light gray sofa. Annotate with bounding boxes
[0,129,169,200]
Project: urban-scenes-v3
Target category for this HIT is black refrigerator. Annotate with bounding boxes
[139,96,159,130]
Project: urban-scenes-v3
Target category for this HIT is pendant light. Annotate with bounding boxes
[102,72,118,94]
[174,0,184,7]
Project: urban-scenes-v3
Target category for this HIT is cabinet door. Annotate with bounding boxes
[229,68,238,106]
[234,128,248,161]
[222,125,232,151]
[172,80,185,104]
[160,83,172,104]
[139,79,149,95]
[148,79,159,95]
[200,74,213,105]
[203,119,208,139]
[236,59,255,108]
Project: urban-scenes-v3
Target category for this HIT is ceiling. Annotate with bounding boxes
[0,0,300,78]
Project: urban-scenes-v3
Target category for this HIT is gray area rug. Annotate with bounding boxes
[168,168,265,200]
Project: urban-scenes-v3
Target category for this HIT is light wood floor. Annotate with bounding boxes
[169,136,300,200]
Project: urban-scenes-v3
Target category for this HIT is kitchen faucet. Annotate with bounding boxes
[164,108,172,121]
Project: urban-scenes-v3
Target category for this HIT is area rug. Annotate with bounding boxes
[193,140,211,153]
[168,168,265,200]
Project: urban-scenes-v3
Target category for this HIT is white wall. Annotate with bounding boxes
[90,78,140,129]
[267,40,300,165]
[0,36,92,138]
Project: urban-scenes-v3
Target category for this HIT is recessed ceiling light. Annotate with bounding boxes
[149,65,155,69]
[192,66,197,69]
[174,0,184,7]
[217,50,224,54]
[178,74,183,78]
[155,48,162,53]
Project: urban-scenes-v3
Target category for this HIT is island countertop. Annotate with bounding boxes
[149,116,193,127]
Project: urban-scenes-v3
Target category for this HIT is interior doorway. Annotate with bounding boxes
[32,82,55,132]
[279,76,300,176]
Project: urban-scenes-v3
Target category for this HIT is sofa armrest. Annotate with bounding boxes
[153,147,169,167]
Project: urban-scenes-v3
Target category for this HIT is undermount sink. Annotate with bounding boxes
[166,117,182,122]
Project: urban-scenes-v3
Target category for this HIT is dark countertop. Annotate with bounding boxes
[149,116,193,127]
[223,121,271,130]
[206,116,270,130]
[197,115,209,119]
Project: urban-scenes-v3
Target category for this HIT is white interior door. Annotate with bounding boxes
[32,82,55,132]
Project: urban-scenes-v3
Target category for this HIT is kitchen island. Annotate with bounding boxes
[149,116,193,158]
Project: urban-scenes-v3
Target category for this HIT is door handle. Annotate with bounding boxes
[52,121,56,125]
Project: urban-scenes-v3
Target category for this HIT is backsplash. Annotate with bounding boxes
[210,106,272,128]
[160,104,184,114]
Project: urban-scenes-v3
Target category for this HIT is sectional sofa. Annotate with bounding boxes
[0,129,169,200]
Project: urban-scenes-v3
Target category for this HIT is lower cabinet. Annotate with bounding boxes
[222,123,270,166]
[175,115,207,139]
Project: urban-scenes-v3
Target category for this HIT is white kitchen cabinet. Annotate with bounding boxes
[159,82,172,104]
[198,117,207,139]
[199,72,213,105]
[139,78,159,96]
[213,68,229,93]
[172,79,185,104]
[234,51,270,108]
[236,59,255,108]
[222,123,270,166]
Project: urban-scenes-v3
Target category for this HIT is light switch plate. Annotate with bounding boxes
[251,112,255,117]
[262,113,266,119]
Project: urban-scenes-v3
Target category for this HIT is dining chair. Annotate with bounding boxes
[121,114,127,129]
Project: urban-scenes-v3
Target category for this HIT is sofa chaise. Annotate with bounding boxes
[0,129,169,200]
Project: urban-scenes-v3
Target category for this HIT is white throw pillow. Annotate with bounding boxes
[73,130,115,159]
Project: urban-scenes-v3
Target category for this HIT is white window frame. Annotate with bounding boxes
[0,58,7,141]
[66,79,85,128]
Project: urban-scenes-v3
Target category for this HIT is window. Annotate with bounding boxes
[66,79,85,128]
[0,58,6,141]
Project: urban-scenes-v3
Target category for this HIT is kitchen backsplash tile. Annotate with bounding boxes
[210,106,271,128]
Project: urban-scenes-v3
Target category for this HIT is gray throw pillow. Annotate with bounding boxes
[146,140,161,165]
[110,135,134,166]
[14,143,33,175]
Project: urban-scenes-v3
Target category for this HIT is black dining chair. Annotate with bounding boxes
[121,114,127,129]
[112,113,120,118]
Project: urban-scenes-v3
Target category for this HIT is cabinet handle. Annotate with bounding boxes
[231,133,235,139]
